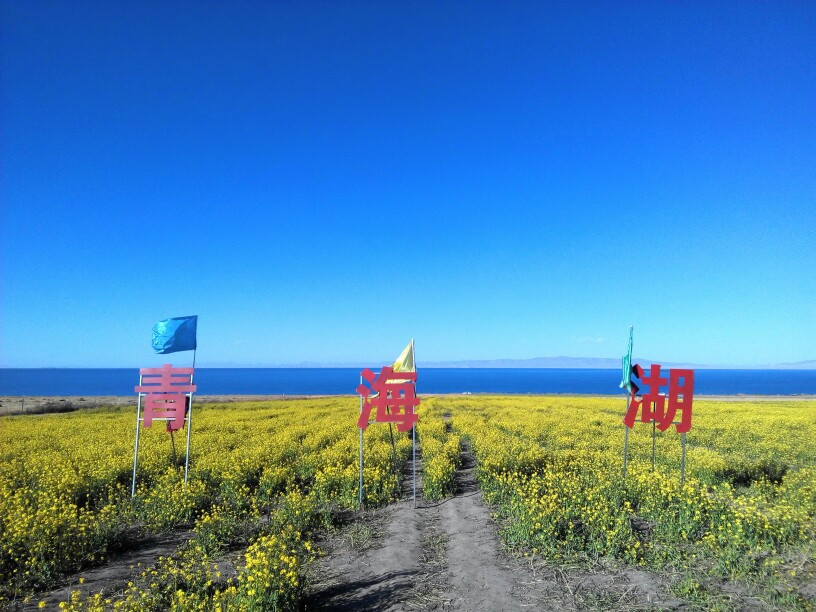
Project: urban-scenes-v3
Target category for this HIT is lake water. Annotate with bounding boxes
[0,368,814,396]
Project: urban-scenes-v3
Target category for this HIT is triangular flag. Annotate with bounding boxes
[619,326,633,392]
[391,339,415,373]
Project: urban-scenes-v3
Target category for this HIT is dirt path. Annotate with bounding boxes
[306,441,555,610]
[433,441,546,610]
[307,437,691,611]
[305,448,429,610]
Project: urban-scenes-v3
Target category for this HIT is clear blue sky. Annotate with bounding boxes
[1,1,814,368]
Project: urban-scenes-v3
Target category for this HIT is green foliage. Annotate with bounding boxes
[438,395,816,607]
[0,398,408,604]
[418,411,460,500]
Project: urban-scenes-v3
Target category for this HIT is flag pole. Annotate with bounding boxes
[132,376,143,497]
[358,375,364,509]
[184,347,196,484]
[412,338,417,510]
[622,409,629,481]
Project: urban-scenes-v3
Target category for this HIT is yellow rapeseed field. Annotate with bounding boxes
[422,395,816,609]
[1,396,814,609]
[0,398,410,609]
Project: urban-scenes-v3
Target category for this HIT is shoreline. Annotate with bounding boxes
[1,393,814,416]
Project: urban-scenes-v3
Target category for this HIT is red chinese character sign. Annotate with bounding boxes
[131,364,197,497]
[623,364,694,434]
[356,366,419,433]
[356,340,419,509]
[621,358,694,486]
[135,364,196,431]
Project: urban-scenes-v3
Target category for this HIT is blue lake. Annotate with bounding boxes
[1,368,814,396]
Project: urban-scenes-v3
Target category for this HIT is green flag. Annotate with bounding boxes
[619,327,633,392]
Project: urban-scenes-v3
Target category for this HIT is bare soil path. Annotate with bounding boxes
[306,437,691,611]
[433,441,547,610]
[306,441,550,610]
[305,449,430,610]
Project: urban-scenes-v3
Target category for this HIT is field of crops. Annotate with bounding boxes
[1,396,814,610]
[0,399,411,609]
[422,396,816,609]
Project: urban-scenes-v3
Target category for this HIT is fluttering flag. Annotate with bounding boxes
[619,326,636,393]
[391,339,415,373]
[152,315,198,354]
[367,340,417,388]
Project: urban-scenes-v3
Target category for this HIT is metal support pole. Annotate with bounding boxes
[388,423,399,490]
[183,351,196,484]
[622,393,630,480]
[412,422,416,508]
[170,429,178,468]
[651,419,656,472]
[131,378,143,498]
[681,432,687,487]
[413,340,417,509]
[358,375,364,508]
[184,387,194,484]
[622,424,629,480]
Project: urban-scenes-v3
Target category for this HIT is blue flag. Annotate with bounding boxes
[152,315,198,354]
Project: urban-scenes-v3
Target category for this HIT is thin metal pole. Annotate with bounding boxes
[412,423,416,508]
[388,423,399,490]
[131,377,143,498]
[651,419,656,472]
[412,339,417,509]
[184,349,196,484]
[358,375,364,508]
[622,395,629,480]
[184,395,193,483]
[170,429,178,468]
[681,432,687,487]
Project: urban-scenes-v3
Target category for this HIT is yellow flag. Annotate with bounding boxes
[383,340,415,384]
[391,339,415,373]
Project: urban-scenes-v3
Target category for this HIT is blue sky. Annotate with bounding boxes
[1,1,814,368]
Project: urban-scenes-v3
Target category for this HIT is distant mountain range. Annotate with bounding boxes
[419,357,816,370]
[198,357,816,370]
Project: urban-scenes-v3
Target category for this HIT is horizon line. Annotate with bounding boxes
[2,356,815,370]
